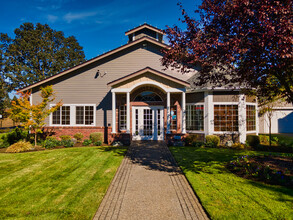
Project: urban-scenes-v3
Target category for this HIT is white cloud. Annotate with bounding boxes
[47,14,58,23]
[63,11,98,23]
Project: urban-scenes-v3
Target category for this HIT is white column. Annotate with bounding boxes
[167,92,171,134]
[112,91,116,133]
[239,94,246,143]
[126,92,130,133]
[255,97,259,135]
[204,91,214,136]
[181,91,186,134]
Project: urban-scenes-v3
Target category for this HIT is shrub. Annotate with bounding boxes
[246,135,260,148]
[0,134,9,148]
[59,135,72,140]
[73,132,84,143]
[6,128,28,145]
[61,139,74,148]
[185,134,201,146]
[192,141,204,147]
[231,142,246,150]
[6,141,33,153]
[205,135,220,147]
[94,140,102,146]
[42,137,61,149]
[89,132,103,143]
[82,139,92,146]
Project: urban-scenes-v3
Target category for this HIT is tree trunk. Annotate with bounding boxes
[34,132,37,146]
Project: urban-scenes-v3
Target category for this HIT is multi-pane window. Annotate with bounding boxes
[76,106,94,125]
[214,105,238,131]
[53,106,70,125]
[170,106,177,131]
[143,109,153,136]
[52,105,94,126]
[186,105,204,131]
[119,105,127,130]
[246,105,256,131]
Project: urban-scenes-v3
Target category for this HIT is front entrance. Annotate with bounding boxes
[132,106,164,140]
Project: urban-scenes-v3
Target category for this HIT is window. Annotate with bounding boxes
[214,105,238,132]
[119,105,127,130]
[246,105,256,131]
[51,104,95,126]
[186,105,204,131]
[170,106,177,130]
[134,91,162,102]
[76,106,94,125]
[53,106,70,125]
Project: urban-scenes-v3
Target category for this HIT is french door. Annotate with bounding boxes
[132,106,164,140]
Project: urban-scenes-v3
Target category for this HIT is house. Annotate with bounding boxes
[20,23,262,144]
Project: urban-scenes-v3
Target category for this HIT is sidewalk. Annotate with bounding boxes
[94,141,209,220]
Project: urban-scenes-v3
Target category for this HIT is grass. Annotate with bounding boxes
[170,147,293,220]
[0,146,127,219]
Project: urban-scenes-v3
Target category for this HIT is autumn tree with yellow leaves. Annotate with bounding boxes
[9,85,62,146]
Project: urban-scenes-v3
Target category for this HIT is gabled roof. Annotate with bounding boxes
[19,36,169,92]
[107,67,190,87]
[125,23,164,36]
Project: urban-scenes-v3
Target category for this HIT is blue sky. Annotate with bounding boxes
[0,0,201,60]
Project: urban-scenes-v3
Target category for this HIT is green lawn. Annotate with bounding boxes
[170,147,293,220]
[0,146,127,219]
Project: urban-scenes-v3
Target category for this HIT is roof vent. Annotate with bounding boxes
[125,23,164,43]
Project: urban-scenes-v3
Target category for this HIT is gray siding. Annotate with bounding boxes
[32,42,193,127]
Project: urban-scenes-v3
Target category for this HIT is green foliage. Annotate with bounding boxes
[184,134,202,146]
[6,141,33,153]
[6,128,28,145]
[42,137,61,149]
[1,23,85,90]
[73,132,84,143]
[247,135,260,148]
[205,135,220,147]
[0,134,9,148]
[231,143,246,150]
[82,139,92,146]
[59,135,71,141]
[89,132,103,143]
[61,139,74,148]
[94,141,102,146]
[192,141,204,148]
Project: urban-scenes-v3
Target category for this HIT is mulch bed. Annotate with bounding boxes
[228,155,293,188]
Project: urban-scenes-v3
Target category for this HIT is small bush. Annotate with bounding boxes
[0,134,9,148]
[6,128,28,145]
[73,132,84,143]
[6,141,33,153]
[89,132,103,143]
[61,139,74,148]
[231,142,246,150]
[192,141,204,147]
[185,134,201,146]
[59,135,72,140]
[94,140,102,146]
[246,135,260,148]
[205,135,220,147]
[42,137,61,149]
[82,139,92,146]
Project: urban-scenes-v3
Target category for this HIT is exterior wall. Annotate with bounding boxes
[186,92,204,103]
[32,42,193,128]
[213,91,239,102]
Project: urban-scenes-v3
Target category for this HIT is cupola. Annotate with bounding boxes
[125,23,164,43]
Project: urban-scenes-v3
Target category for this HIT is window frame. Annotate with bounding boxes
[119,105,127,131]
[186,103,205,132]
[50,104,96,126]
[246,103,257,132]
[213,103,239,133]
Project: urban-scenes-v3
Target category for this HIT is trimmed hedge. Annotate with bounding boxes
[205,135,220,147]
[90,132,103,143]
[246,135,260,147]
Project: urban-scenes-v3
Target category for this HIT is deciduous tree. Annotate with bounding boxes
[163,0,293,102]
[1,23,86,90]
[8,85,62,146]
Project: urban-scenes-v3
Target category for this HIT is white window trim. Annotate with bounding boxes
[119,105,127,131]
[186,103,205,132]
[50,104,96,127]
[213,103,239,133]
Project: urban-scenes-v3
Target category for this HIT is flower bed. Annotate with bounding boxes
[228,155,293,188]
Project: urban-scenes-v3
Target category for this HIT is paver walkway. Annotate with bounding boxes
[94,141,209,220]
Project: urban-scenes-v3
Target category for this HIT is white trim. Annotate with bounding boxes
[205,91,214,135]
[30,94,33,105]
[246,104,257,133]
[185,103,205,133]
[49,104,96,127]
[112,92,116,133]
[239,94,246,143]
[167,92,171,134]
[213,131,239,134]
[271,107,293,110]
[112,81,186,93]
[182,92,186,134]
[126,92,130,133]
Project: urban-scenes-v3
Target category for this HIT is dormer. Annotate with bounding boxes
[125,23,164,43]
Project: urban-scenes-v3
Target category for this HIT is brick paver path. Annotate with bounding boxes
[94,141,209,220]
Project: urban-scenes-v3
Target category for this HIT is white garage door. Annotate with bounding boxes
[263,110,293,133]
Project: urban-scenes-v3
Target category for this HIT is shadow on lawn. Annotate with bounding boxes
[96,146,128,157]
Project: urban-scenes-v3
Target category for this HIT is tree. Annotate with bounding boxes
[163,0,293,102]
[1,23,86,90]
[8,85,62,146]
